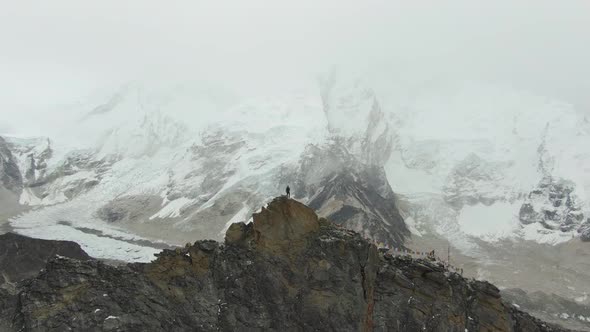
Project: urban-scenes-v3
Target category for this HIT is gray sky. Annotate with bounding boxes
[1,0,589,136]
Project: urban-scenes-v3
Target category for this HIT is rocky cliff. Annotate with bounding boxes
[0,233,91,289]
[288,143,408,247]
[0,233,91,331]
[0,198,570,331]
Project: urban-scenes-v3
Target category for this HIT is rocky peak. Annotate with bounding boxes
[290,144,408,247]
[225,197,320,255]
[319,71,393,167]
[240,197,319,254]
[519,177,585,233]
[0,198,572,331]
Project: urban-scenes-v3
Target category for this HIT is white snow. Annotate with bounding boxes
[150,197,196,220]
[382,81,590,251]
[403,216,423,237]
[457,202,520,241]
[6,86,332,261]
[19,188,42,205]
[11,221,159,262]
[5,78,590,265]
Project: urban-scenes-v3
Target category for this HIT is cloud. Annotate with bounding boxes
[1,0,589,138]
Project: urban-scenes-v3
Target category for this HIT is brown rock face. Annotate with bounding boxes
[251,197,319,254]
[0,198,572,331]
[224,221,253,245]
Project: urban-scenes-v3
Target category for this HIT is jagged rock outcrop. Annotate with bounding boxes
[286,144,408,247]
[0,233,91,289]
[519,177,584,232]
[0,233,91,331]
[5,137,53,188]
[0,137,22,193]
[516,128,587,237]
[0,198,570,331]
[579,220,590,242]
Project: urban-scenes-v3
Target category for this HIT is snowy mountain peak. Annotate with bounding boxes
[320,71,380,137]
[2,78,589,271]
[319,72,393,166]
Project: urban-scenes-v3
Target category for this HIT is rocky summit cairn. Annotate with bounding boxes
[0,197,571,331]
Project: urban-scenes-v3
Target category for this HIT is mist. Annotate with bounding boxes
[1,0,589,138]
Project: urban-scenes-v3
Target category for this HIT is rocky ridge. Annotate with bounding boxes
[0,233,91,331]
[0,197,570,331]
[0,233,91,290]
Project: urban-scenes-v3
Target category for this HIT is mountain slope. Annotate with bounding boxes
[2,77,409,261]
[0,198,568,331]
[385,83,590,245]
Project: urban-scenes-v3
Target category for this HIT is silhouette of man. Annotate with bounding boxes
[286,185,291,198]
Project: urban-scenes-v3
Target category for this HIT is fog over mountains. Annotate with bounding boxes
[1,1,590,329]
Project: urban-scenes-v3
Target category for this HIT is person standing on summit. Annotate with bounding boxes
[286,185,291,198]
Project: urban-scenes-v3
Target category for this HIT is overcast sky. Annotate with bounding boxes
[1,0,589,137]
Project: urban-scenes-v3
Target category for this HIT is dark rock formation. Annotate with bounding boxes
[286,144,408,247]
[0,287,18,332]
[519,177,584,232]
[0,198,570,331]
[578,219,590,242]
[0,233,91,331]
[0,137,23,193]
[0,233,92,289]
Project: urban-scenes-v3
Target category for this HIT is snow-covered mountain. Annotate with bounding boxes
[384,83,590,247]
[2,78,589,268]
[1,77,409,262]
